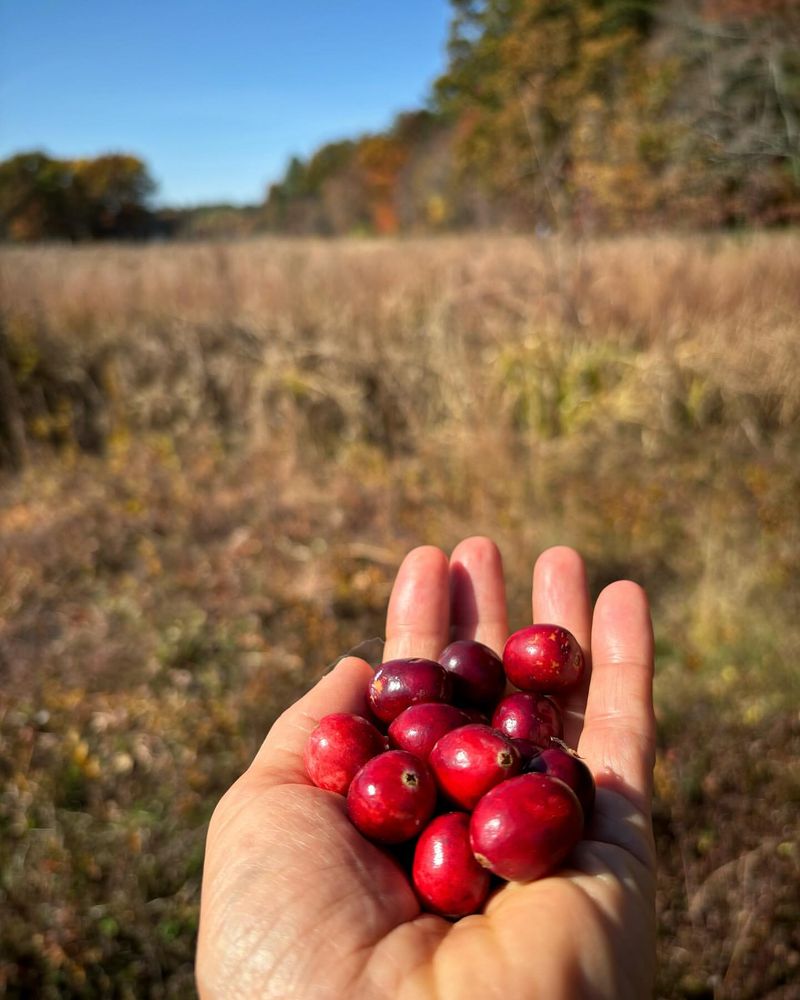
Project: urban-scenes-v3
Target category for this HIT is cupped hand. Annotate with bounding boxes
[196,540,656,999]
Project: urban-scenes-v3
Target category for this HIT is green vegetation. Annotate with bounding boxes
[0,232,798,996]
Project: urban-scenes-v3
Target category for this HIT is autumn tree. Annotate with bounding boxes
[260,0,799,234]
[0,151,156,241]
[73,154,156,238]
[0,152,80,241]
[434,0,661,230]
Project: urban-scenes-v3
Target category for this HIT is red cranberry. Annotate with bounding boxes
[438,639,506,709]
[470,773,583,882]
[304,713,387,795]
[388,703,471,762]
[492,692,563,746]
[412,812,491,918]
[346,750,436,844]
[503,625,585,694]
[527,739,596,823]
[429,724,521,810]
[368,658,452,724]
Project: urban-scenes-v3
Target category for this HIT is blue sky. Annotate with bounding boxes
[0,1,452,206]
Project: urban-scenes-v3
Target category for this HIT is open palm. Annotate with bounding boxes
[197,540,656,999]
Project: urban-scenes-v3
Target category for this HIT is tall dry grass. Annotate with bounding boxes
[3,233,799,697]
[3,233,799,444]
[1,233,799,998]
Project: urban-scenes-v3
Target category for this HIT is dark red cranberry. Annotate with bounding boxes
[492,692,563,746]
[527,739,596,823]
[460,707,490,725]
[510,738,542,769]
[429,724,521,810]
[503,625,585,694]
[470,773,583,882]
[368,658,452,724]
[346,750,436,844]
[438,639,505,709]
[304,713,387,795]
[388,703,471,762]
[412,812,491,918]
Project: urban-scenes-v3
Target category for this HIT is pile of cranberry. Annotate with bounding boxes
[303,625,594,919]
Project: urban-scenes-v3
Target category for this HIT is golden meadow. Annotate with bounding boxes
[1,233,798,997]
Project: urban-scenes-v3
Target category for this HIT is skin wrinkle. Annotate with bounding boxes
[402,915,499,1000]
[206,784,411,998]
[264,883,365,997]
[204,857,298,998]
[527,873,646,1000]
[359,918,446,1000]
[490,880,607,1000]
[581,726,656,798]
[569,844,654,902]
[586,665,651,708]
[571,890,630,1000]
[248,833,398,998]
[591,800,653,844]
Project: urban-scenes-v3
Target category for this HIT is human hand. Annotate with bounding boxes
[196,540,656,999]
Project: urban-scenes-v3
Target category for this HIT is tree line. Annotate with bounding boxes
[265,0,800,234]
[2,0,798,241]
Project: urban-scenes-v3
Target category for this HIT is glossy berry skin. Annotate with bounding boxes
[527,739,596,823]
[412,812,491,918]
[438,640,506,709]
[346,750,436,844]
[470,773,584,882]
[368,658,452,724]
[492,692,563,747]
[429,724,521,810]
[388,703,471,762]
[503,625,585,694]
[304,713,387,795]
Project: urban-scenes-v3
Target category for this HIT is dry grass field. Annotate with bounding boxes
[1,233,799,998]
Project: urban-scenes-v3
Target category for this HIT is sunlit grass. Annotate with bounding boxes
[1,232,798,997]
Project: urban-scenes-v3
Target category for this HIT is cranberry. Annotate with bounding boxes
[503,624,585,694]
[510,738,542,769]
[368,658,452,724]
[460,707,490,725]
[492,692,563,746]
[470,773,583,882]
[388,703,471,762]
[429,724,521,810]
[412,812,491,918]
[346,750,436,844]
[527,739,596,823]
[438,639,506,709]
[304,713,387,795]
